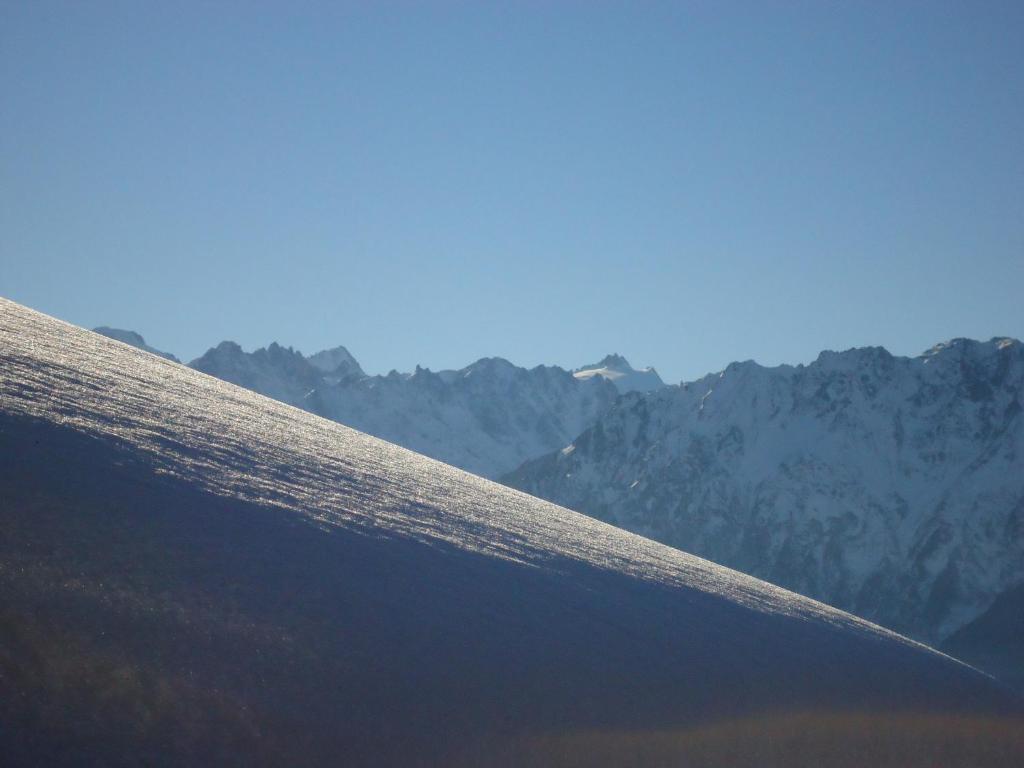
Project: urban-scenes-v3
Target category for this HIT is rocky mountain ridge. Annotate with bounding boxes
[504,337,1024,654]
[95,326,640,478]
[187,339,627,478]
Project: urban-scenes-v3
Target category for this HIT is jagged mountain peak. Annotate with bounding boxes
[308,344,364,378]
[190,339,322,407]
[574,353,665,394]
[462,356,519,376]
[194,339,310,364]
[193,339,245,361]
[181,341,619,478]
[814,345,895,367]
[720,358,774,376]
[596,352,631,369]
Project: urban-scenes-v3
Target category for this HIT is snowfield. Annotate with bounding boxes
[1,297,1021,766]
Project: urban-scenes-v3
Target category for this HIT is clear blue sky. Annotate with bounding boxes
[2,1,1022,382]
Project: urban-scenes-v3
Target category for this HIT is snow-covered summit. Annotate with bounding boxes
[93,326,179,362]
[574,353,665,394]
[2,298,1020,766]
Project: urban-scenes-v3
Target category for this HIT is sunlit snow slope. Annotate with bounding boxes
[1,298,1021,767]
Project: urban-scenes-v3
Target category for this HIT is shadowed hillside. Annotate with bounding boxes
[1,297,1021,766]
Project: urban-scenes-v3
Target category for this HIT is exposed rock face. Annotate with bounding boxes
[506,338,1024,648]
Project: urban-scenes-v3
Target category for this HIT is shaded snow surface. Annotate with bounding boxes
[1,298,1021,767]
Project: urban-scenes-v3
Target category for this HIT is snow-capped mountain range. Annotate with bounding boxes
[94,321,1022,686]
[189,343,626,478]
[6,298,1022,766]
[101,330,659,478]
[505,338,1024,658]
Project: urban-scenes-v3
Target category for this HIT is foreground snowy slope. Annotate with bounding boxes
[93,326,180,361]
[1,298,1021,767]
